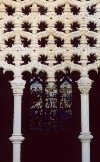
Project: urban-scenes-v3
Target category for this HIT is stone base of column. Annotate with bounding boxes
[9,135,25,162]
[79,133,93,162]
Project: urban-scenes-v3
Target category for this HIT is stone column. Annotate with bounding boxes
[9,77,25,162]
[78,75,93,162]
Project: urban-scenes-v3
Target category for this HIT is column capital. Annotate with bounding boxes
[10,77,26,95]
[78,75,92,95]
[78,133,93,143]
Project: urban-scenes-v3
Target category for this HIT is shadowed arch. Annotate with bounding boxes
[21,69,81,162]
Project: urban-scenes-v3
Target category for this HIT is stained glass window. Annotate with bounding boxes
[30,72,72,133]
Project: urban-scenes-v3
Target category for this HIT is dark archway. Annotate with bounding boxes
[89,70,100,162]
[21,72,31,162]
[21,70,81,162]
[71,71,81,162]
[0,70,14,162]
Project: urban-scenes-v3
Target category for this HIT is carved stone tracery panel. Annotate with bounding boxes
[0,0,99,79]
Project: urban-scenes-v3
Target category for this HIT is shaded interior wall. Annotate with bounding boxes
[0,72,13,162]
[72,80,81,162]
[89,71,100,162]
[21,78,31,162]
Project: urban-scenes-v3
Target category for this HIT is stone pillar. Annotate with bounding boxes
[78,75,93,162]
[9,77,25,162]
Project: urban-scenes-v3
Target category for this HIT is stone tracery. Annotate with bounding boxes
[0,0,100,162]
[0,0,99,78]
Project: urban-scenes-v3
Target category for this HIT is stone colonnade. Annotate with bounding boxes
[9,74,93,162]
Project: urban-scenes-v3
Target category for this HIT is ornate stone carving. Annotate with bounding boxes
[0,1,98,162]
[10,78,25,95]
[78,76,92,95]
[0,0,98,79]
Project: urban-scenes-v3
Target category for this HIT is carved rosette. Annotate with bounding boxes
[78,76,92,95]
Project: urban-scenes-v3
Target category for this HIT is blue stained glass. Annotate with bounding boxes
[30,80,72,132]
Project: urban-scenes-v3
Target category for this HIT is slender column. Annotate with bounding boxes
[9,77,25,162]
[78,75,93,162]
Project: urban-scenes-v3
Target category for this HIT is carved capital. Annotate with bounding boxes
[78,76,92,95]
[10,78,26,95]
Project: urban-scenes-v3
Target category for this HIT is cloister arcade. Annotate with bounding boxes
[1,0,100,162]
